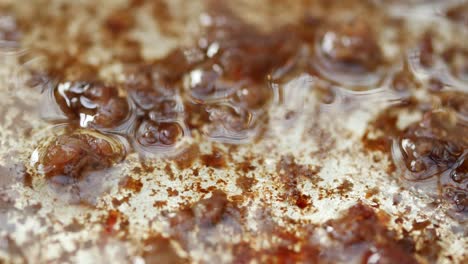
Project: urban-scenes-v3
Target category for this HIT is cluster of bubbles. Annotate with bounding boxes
[30,3,467,204]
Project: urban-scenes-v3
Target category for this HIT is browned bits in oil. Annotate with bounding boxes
[119,176,143,193]
[446,2,468,26]
[390,64,419,98]
[277,155,321,208]
[7,1,467,262]
[202,11,299,83]
[191,190,229,227]
[317,18,382,73]
[236,175,258,193]
[201,148,227,169]
[142,235,187,264]
[164,163,175,180]
[104,210,121,233]
[362,109,399,153]
[236,159,256,173]
[40,133,124,179]
[167,187,179,197]
[153,200,167,208]
[112,196,130,208]
[232,235,320,263]
[412,220,431,231]
[336,179,353,196]
[234,84,272,110]
[172,145,199,170]
[325,203,416,263]
[153,49,203,86]
[294,194,311,209]
[105,9,135,35]
[365,187,380,199]
[22,171,33,188]
[130,87,180,119]
[168,190,243,249]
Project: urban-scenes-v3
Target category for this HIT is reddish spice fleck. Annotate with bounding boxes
[104,210,120,233]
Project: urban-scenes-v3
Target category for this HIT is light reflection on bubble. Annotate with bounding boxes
[202,102,259,144]
[408,47,468,93]
[132,119,191,158]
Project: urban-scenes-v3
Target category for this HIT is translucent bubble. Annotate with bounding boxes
[407,47,468,93]
[319,85,404,113]
[312,19,385,87]
[391,137,447,181]
[183,66,241,104]
[202,103,260,144]
[42,81,137,135]
[132,119,191,157]
[30,125,129,180]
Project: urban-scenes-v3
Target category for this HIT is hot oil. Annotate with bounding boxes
[2,0,467,263]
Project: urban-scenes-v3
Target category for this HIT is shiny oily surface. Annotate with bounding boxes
[0,0,467,263]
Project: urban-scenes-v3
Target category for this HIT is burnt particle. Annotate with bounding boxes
[172,145,199,170]
[236,160,256,173]
[167,188,179,197]
[164,163,175,180]
[142,235,187,264]
[324,203,417,263]
[201,148,227,169]
[22,171,33,188]
[336,179,353,196]
[153,200,167,208]
[295,194,311,209]
[236,176,258,193]
[119,176,143,193]
[365,187,379,198]
[105,9,135,35]
[412,220,431,231]
[169,189,243,243]
[277,155,321,207]
[104,210,121,233]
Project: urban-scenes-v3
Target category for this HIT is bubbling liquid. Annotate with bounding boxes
[312,18,385,87]
[52,81,133,130]
[26,0,467,207]
[391,109,468,212]
[133,119,190,157]
[31,128,127,180]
